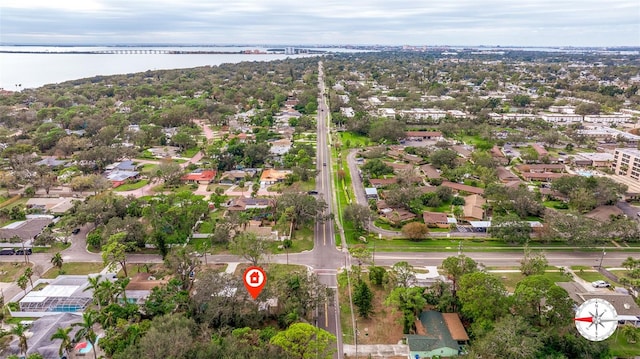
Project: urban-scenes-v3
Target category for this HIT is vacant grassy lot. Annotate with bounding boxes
[114,180,149,191]
[0,262,33,282]
[42,262,104,279]
[491,270,573,292]
[337,271,404,345]
[607,330,640,358]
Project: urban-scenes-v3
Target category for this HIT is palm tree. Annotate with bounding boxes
[97,279,116,306]
[114,277,130,304]
[50,327,73,358]
[621,323,640,344]
[10,323,28,357]
[83,275,103,310]
[24,267,33,288]
[74,311,98,359]
[51,252,64,273]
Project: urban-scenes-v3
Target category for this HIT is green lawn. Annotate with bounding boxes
[607,330,640,357]
[114,180,149,191]
[32,242,71,253]
[456,134,494,150]
[270,226,314,254]
[543,200,568,210]
[0,262,33,282]
[573,270,610,283]
[197,221,214,233]
[339,132,371,148]
[181,147,200,158]
[570,265,593,271]
[491,271,572,292]
[42,262,104,279]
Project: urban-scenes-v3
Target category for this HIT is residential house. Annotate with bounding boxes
[497,167,520,183]
[269,138,293,156]
[382,208,416,224]
[6,313,81,359]
[182,169,217,184]
[35,157,67,168]
[451,145,472,159]
[105,160,138,172]
[531,143,549,158]
[260,169,291,187]
[219,169,257,184]
[490,145,509,165]
[385,161,414,173]
[369,178,398,188]
[520,171,571,182]
[106,170,139,187]
[226,197,274,212]
[378,108,396,118]
[340,107,355,118]
[516,164,566,173]
[558,282,640,327]
[387,148,424,165]
[462,194,485,221]
[405,311,468,359]
[365,188,379,200]
[0,217,53,242]
[441,181,484,195]
[423,211,449,228]
[405,131,444,141]
[420,164,441,179]
[26,197,77,215]
[125,273,170,305]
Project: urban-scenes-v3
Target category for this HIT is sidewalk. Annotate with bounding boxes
[562,266,597,292]
[343,344,409,358]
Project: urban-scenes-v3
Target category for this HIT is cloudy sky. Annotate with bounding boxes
[1,0,639,46]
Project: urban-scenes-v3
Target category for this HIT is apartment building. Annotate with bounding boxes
[612,148,640,180]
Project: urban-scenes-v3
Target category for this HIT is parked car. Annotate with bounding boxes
[15,248,32,255]
[592,280,611,288]
[72,228,81,235]
[0,248,15,255]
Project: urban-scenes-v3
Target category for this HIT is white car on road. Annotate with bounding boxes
[592,280,611,288]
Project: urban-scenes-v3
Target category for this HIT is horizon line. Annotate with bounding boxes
[2,43,639,49]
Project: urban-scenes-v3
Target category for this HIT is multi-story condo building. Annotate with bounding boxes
[612,148,640,180]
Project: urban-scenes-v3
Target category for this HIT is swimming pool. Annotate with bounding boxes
[49,305,83,312]
[77,336,100,355]
[576,170,594,177]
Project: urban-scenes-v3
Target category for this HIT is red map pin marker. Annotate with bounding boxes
[243,266,267,299]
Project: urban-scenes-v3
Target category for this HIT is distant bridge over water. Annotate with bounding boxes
[0,48,328,55]
[2,49,242,55]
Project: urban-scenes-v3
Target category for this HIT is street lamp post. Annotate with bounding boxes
[598,247,606,269]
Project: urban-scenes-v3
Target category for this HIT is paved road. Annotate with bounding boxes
[313,61,345,358]
[616,200,640,219]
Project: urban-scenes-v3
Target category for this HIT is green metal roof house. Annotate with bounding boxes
[405,311,469,359]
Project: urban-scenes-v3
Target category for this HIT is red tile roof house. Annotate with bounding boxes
[181,169,217,185]
[369,178,398,188]
[531,143,549,157]
[441,181,484,195]
[423,211,449,228]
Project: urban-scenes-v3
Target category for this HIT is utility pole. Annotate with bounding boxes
[598,247,606,269]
